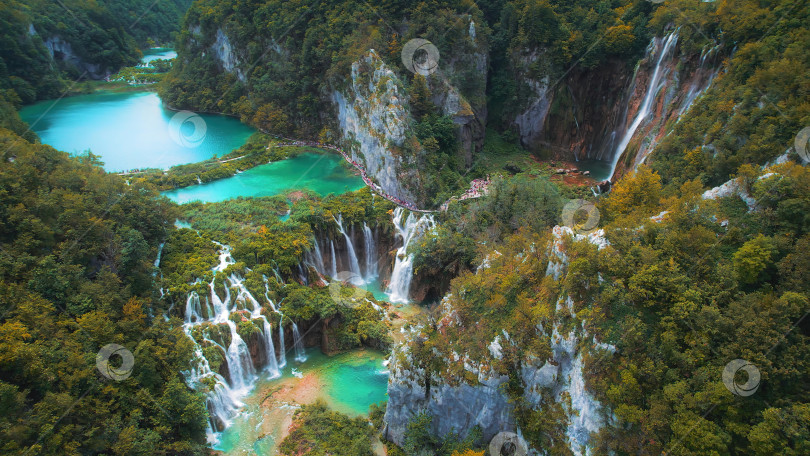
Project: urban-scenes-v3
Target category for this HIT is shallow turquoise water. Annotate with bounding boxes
[213,348,387,454]
[161,153,365,203]
[141,48,177,64]
[19,91,254,172]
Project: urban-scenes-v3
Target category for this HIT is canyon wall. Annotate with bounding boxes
[511,32,721,181]
[383,227,614,455]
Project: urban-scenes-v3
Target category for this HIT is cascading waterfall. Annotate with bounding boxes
[178,243,299,443]
[330,240,338,278]
[291,322,307,362]
[363,222,378,279]
[311,238,326,272]
[263,276,287,368]
[224,319,255,391]
[608,32,679,180]
[387,207,435,304]
[185,291,203,323]
[304,219,380,286]
[333,214,364,284]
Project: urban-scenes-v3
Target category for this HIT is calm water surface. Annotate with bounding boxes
[141,48,177,64]
[162,153,365,203]
[19,91,254,172]
[214,348,387,455]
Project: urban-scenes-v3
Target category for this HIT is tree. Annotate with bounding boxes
[733,234,776,285]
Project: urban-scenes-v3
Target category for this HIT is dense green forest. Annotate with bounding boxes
[0,0,808,454]
[0,0,191,103]
[0,92,209,454]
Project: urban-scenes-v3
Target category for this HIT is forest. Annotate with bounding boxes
[0,0,808,455]
[0,0,191,103]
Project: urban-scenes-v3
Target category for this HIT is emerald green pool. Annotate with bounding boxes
[214,348,388,455]
[19,91,255,172]
[161,153,365,204]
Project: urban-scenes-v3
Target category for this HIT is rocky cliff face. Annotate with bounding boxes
[211,28,245,82]
[511,31,721,181]
[332,50,420,204]
[426,19,488,168]
[383,227,614,455]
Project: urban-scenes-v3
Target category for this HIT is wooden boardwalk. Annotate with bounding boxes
[272,139,490,213]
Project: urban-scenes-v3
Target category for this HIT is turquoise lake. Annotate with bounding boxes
[162,152,365,203]
[213,348,388,455]
[19,91,255,172]
[141,48,177,64]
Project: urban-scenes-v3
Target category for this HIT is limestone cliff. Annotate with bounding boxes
[332,50,420,204]
[383,227,614,455]
[510,31,721,181]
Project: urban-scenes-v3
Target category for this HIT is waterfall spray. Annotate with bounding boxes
[387,208,435,303]
[291,322,307,362]
[608,32,679,180]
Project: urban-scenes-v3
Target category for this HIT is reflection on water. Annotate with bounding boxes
[19,91,254,172]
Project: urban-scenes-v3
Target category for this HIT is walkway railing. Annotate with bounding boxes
[271,139,491,212]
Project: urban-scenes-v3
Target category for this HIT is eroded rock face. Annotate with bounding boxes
[332,50,420,204]
[383,362,516,445]
[510,34,721,178]
[383,227,615,455]
[212,28,246,82]
[44,36,105,79]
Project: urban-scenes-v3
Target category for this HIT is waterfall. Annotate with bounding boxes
[183,339,240,443]
[330,240,338,278]
[224,320,256,391]
[363,222,378,280]
[608,32,679,180]
[178,243,287,441]
[264,276,287,368]
[277,312,287,368]
[312,237,326,272]
[291,322,307,362]
[185,291,203,323]
[259,317,281,376]
[333,214,363,284]
[387,207,435,303]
